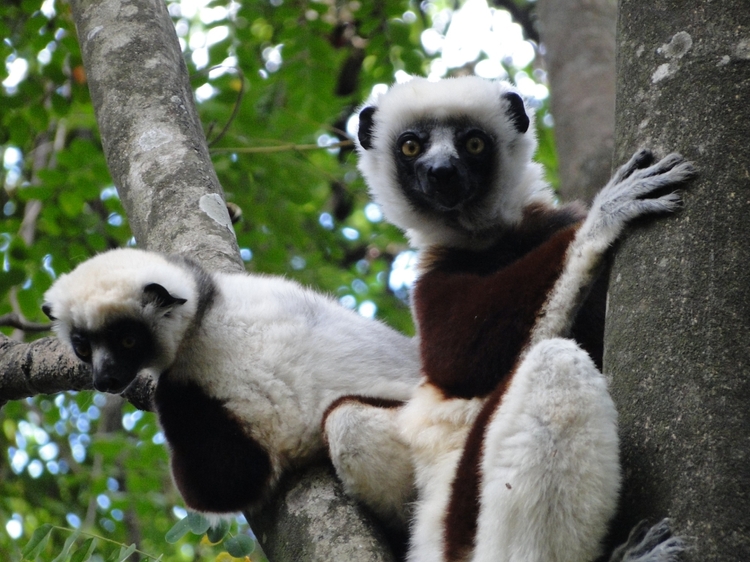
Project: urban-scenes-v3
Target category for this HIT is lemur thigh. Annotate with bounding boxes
[324,399,415,527]
[472,338,619,562]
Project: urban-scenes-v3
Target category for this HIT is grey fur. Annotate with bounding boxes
[610,520,688,562]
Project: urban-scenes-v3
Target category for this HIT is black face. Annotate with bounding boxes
[393,118,496,217]
[70,318,158,394]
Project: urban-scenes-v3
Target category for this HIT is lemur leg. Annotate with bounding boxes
[472,338,620,562]
[323,399,415,528]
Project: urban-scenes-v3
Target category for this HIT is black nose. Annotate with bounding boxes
[421,162,464,209]
[427,162,457,185]
[93,372,132,394]
[93,374,118,393]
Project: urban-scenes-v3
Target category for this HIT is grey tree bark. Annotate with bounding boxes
[71,0,242,272]
[605,1,750,560]
[536,0,617,203]
[0,0,395,560]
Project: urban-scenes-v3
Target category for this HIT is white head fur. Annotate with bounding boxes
[355,76,555,249]
[44,248,199,375]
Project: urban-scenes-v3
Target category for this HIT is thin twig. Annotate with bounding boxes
[210,139,354,155]
[189,64,247,147]
[0,313,52,333]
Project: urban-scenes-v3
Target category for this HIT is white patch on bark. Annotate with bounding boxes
[138,128,171,151]
[651,64,672,83]
[736,39,750,59]
[652,31,693,83]
[87,26,103,40]
[658,31,693,59]
[199,194,232,230]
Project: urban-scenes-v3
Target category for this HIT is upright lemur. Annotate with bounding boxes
[324,77,695,562]
[43,249,420,515]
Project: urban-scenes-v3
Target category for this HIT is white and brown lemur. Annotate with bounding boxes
[324,76,695,562]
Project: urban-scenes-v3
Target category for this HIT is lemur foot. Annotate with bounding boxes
[609,519,689,562]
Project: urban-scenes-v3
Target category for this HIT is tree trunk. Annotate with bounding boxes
[605,2,750,560]
[70,0,242,272]
[536,0,617,203]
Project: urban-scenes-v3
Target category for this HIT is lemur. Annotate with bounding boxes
[43,249,420,516]
[323,76,695,562]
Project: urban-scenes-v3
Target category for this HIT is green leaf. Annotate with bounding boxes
[51,530,81,562]
[113,543,136,562]
[223,534,256,557]
[22,524,53,559]
[186,511,211,535]
[70,537,96,562]
[206,518,231,544]
[165,516,191,544]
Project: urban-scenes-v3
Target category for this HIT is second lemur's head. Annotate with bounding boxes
[42,249,200,393]
[356,76,554,249]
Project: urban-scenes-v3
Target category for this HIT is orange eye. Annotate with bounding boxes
[121,336,136,349]
[466,136,485,155]
[401,139,421,157]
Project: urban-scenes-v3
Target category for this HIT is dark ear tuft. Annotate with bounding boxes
[503,92,530,134]
[143,283,187,309]
[357,106,377,150]
[42,303,56,321]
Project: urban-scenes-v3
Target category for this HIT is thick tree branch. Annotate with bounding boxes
[0,333,155,411]
[70,0,242,272]
[607,1,750,559]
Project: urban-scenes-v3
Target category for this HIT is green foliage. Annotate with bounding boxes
[1,0,553,560]
[20,524,164,561]
[165,513,263,561]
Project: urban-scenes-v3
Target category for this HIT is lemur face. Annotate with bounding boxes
[390,118,497,215]
[65,318,159,393]
[356,78,543,247]
[43,279,188,394]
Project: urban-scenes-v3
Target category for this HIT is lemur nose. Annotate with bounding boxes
[428,163,457,184]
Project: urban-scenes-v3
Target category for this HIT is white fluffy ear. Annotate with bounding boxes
[324,399,415,529]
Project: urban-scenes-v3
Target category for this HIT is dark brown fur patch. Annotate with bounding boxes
[415,225,579,398]
[155,372,273,513]
[444,380,510,560]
